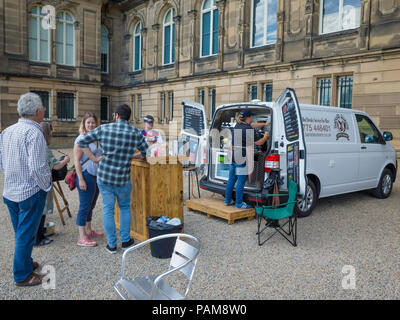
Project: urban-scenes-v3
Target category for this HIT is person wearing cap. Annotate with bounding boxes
[141,115,163,145]
[224,109,269,209]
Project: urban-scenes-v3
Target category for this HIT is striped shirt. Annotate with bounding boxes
[0,118,52,202]
[77,120,148,186]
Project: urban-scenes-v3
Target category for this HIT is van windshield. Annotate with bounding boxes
[208,105,272,191]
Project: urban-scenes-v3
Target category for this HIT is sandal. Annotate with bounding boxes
[15,272,44,287]
[36,237,53,247]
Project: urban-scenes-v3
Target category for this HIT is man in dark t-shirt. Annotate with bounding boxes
[225,109,269,209]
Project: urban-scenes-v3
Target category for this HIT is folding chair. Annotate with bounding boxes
[255,179,298,247]
[114,233,201,300]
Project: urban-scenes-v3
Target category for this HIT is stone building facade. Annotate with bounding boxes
[0,0,400,153]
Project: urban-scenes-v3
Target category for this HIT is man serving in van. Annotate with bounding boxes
[224,109,269,209]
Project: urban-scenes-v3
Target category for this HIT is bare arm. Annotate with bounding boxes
[73,145,84,181]
[53,156,70,170]
[251,122,270,129]
[254,133,269,146]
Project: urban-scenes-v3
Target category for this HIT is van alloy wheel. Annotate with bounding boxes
[295,179,317,218]
[298,185,313,212]
[372,168,393,199]
[382,174,392,195]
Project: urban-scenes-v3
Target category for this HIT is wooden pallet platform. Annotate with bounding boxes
[186,197,255,225]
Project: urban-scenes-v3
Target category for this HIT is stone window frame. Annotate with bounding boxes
[313,73,354,108]
[200,0,219,58]
[55,11,76,67]
[28,5,51,64]
[249,0,278,48]
[318,0,362,35]
[101,25,110,74]
[162,7,176,66]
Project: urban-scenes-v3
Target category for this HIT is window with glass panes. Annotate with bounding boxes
[317,78,332,106]
[101,26,109,73]
[159,91,174,123]
[56,92,75,121]
[249,84,258,101]
[251,0,278,47]
[201,0,219,57]
[262,83,273,102]
[337,76,353,109]
[320,0,361,34]
[163,9,176,65]
[56,12,75,66]
[31,91,50,120]
[133,22,142,71]
[29,6,50,63]
[100,97,110,123]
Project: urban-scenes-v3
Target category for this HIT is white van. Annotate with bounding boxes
[181,88,397,217]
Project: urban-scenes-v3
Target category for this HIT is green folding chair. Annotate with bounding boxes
[255,179,298,247]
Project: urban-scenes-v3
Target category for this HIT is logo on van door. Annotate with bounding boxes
[334,114,350,141]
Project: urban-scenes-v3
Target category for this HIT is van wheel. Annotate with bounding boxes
[371,169,393,199]
[295,180,317,218]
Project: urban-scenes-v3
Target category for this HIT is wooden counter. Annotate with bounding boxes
[115,156,185,242]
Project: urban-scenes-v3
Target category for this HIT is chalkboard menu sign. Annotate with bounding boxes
[282,98,299,141]
[183,104,205,136]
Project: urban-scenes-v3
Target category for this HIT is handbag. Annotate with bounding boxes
[65,158,90,191]
[52,156,68,182]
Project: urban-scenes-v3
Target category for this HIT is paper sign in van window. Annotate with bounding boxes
[287,142,299,184]
[282,99,299,141]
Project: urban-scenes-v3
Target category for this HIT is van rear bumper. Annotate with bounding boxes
[199,176,269,205]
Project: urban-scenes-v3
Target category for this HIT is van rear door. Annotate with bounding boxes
[180,100,209,167]
[274,88,307,196]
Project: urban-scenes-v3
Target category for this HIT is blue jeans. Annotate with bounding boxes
[225,163,248,208]
[97,179,132,248]
[76,171,99,227]
[3,190,47,282]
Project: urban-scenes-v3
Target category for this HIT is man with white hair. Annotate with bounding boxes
[0,92,51,287]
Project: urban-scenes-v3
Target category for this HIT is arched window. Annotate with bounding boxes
[251,0,277,48]
[133,21,142,71]
[200,0,218,57]
[56,12,75,66]
[29,6,50,63]
[101,26,109,73]
[163,8,175,65]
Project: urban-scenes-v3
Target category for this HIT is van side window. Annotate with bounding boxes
[355,114,382,144]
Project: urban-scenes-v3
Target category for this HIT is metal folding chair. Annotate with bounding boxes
[114,233,201,300]
[255,179,298,247]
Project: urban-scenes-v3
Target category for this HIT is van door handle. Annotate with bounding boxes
[361,146,367,150]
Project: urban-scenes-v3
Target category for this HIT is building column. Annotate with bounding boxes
[141,27,148,81]
[304,0,314,59]
[173,15,182,78]
[238,0,246,68]
[360,0,371,51]
[151,23,160,80]
[187,9,197,75]
[275,0,284,63]
[216,0,226,71]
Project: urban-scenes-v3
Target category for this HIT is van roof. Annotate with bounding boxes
[216,101,366,116]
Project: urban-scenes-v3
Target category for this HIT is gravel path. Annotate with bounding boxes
[0,149,399,299]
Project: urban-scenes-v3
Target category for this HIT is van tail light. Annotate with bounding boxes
[265,154,280,172]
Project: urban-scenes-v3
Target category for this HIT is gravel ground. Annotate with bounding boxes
[0,148,399,300]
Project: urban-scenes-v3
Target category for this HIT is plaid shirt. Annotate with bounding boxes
[77,120,148,186]
[0,118,52,202]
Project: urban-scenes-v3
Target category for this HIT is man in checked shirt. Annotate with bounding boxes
[77,104,148,254]
[0,93,52,287]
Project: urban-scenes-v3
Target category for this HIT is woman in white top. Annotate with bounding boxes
[74,112,104,247]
